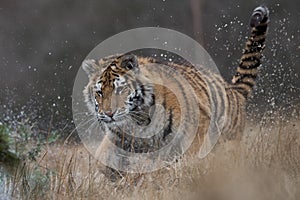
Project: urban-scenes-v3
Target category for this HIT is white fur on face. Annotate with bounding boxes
[113,76,127,94]
[95,82,102,95]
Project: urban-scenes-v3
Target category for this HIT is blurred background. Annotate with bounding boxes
[0,0,299,137]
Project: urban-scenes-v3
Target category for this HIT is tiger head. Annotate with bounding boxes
[82,54,155,128]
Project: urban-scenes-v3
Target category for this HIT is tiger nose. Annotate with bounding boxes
[105,111,114,117]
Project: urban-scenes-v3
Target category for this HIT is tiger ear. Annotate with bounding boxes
[82,59,98,77]
[120,54,139,71]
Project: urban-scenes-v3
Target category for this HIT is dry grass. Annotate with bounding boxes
[2,115,300,200]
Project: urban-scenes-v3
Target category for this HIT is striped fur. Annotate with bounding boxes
[231,5,269,97]
[82,6,269,167]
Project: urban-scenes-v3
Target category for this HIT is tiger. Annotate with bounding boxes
[81,6,269,173]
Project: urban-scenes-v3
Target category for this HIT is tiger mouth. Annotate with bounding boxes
[97,110,151,127]
[97,112,127,124]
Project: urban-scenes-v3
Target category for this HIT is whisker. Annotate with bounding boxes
[72,112,94,117]
[86,119,102,133]
[74,117,99,134]
[129,110,149,116]
[64,116,98,144]
[129,110,150,115]
[75,116,98,128]
[129,113,149,121]
[126,115,142,123]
